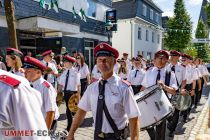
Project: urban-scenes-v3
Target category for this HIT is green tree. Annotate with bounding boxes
[204,2,210,29]
[195,19,209,61]
[164,0,192,51]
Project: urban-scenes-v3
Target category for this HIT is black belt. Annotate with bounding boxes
[64,90,77,94]
[99,128,125,139]
[80,78,87,82]
[131,85,141,87]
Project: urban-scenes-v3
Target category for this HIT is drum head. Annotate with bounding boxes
[174,94,191,111]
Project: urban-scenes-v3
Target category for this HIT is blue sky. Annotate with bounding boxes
[153,0,204,37]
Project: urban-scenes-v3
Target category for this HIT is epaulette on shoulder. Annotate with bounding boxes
[42,81,50,88]
[121,79,131,87]
[0,75,21,87]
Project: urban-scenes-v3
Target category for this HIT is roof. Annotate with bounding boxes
[113,0,163,20]
[144,0,163,13]
[112,0,137,19]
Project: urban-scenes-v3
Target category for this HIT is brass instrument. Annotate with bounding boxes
[68,94,79,112]
[56,92,63,107]
[43,67,53,74]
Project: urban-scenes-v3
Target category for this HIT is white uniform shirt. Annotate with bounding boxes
[185,65,197,84]
[58,68,80,91]
[114,63,120,74]
[10,69,25,77]
[0,62,6,71]
[92,65,101,80]
[118,72,129,80]
[77,63,90,79]
[166,63,186,86]
[78,74,141,133]
[141,66,178,98]
[41,60,58,84]
[193,66,202,79]
[31,77,60,120]
[128,68,145,85]
[0,70,50,140]
[202,65,209,75]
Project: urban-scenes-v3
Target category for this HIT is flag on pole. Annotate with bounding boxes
[72,6,77,19]
[50,0,59,13]
[39,0,46,9]
[80,8,87,22]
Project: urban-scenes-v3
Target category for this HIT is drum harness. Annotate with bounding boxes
[94,80,129,140]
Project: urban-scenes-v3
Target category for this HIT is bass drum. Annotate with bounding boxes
[134,85,174,130]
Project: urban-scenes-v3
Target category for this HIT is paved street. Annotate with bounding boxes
[56,83,210,140]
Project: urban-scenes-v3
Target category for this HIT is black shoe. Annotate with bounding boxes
[168,131,174,137]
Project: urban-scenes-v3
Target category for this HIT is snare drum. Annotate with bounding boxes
[134,85,174,130]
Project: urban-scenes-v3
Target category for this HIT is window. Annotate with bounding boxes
[87,0,96,18]
[155,13,159,23]
[143,4,147,16]
[152,32,154,43]
[138,27,142,40]
[147,52,152,60]
[150,9,153,20]
[146,30,149,41]
[157,34,160,44]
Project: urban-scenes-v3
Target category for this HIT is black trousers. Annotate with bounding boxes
[146,120,166,140]
[64,92,76,131]
[50,120,57,132]
[199,77,204,101]
[80,78,88,97]
[195,80,200,106]
[167,108,180,132]
[131,85,142,95]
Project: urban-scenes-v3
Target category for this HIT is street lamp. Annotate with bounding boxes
[105,20,113,44]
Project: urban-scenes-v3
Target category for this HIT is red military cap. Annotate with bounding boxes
[123,53,128,56]
[94,42,119,59]
[41,50,52,57]
[170,50,181,56]
[135,57,141,61]
[6,48,23,57]
[63,55,76,63]
[23,56,47,71]
[155,50,169,59]
[182,53,191,59]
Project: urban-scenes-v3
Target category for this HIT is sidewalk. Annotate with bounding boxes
[56,84,210,140]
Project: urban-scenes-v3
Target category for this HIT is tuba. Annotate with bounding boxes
[56,92,63,107]
[68,94,79,112]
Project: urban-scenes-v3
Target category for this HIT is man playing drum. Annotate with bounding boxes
[141,50,178,140]
[67,42,140,140]
[166,50,187,137]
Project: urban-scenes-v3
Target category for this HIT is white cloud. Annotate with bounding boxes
[187,0,202,6]
[162,10,174,17]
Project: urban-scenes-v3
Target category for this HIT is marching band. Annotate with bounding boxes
[0,45,209,140]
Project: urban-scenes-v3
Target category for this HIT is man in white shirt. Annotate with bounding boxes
[128,57,145,95]
[180,54,197,123]
[0,70,50,140]
[41,50,58,87]
[67,42,140,140]
[57,55,81,132]
[23,56,59,131]
[141,50,178,140]
[166,50,187,137]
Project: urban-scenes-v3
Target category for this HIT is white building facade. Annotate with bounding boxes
[112,0,163,60]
